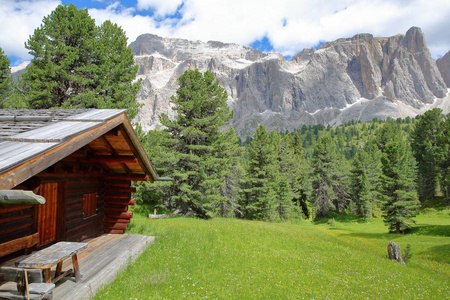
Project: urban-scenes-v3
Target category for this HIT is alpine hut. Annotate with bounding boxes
[0,109,157,259]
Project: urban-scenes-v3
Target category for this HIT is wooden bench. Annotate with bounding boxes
[0,266,55,299]
[0,234,39,258]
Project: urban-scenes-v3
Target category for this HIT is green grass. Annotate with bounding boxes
[93,211,450,299]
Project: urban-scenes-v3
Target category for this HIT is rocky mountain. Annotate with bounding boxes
[129,28,448,138]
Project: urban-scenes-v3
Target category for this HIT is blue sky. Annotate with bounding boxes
[2,0,450,67]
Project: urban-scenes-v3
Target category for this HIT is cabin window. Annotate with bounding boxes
[83,192,97,217]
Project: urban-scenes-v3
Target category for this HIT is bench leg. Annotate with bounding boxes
[72,254,81,282]
[42,268,52,283]
[56,261,63,277]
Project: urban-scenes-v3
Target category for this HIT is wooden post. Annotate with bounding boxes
[42,268,52,283]
[72,254,81,282]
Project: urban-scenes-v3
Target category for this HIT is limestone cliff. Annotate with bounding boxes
[130,27,449,138]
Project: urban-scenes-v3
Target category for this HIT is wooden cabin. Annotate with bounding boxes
[0,109,157,259]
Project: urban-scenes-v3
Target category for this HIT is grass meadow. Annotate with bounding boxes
[93,210,449,299]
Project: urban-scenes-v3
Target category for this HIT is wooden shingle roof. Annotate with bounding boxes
[0,109,158,189]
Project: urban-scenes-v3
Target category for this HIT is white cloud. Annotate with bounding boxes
[137,0,183,16]
[2,0,450,65]
[0,0,60,64]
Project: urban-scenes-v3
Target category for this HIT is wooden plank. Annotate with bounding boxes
[0,142,58,175]
[0,190,46,205]
[38,182,58,245]
[106,174,148,181]
[0,233,39,257]
[88,156,138,164]
[64,109,125,122]
[3,121,101,143]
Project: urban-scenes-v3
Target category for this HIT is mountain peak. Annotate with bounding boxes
[131,28,449,137]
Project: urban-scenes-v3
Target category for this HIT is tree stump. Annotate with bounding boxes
[387,241,405,264]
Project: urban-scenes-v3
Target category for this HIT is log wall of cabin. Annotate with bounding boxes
[0,151,136,255]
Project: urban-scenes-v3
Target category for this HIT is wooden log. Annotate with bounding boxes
[0,191,45,205]
[104,218,130,224]
[103,229,124,234]
[387,241,405,264]
[103,193,131,199]
[0,204,33,214]
[104,186,136,193]
[0,210,33,224]
[105,180,130,187]
[0,233,39,257]
[104,211,133,219]
[104,223,127,230]
[104,198,136,206]
[103,206,129,212]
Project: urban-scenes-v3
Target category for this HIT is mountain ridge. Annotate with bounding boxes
[131,26,449,138]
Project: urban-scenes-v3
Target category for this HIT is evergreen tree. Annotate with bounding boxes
[279,132,309,218]
[349,144,382,219]
[22,4,140,117]
[381,138,419,233]
[240,125,279,220]
[411,109,443,201]
[159,70,233,218]
[311,136,349,218]
[94,20,141,119]
[23,4,97,108]
[0,47,13,107]
[438,117,450,203]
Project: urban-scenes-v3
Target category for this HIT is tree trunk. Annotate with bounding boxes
[387,241,405,264]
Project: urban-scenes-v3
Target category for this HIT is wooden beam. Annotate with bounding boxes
[117,121,158,182]
[0,190,46,205]
[106,174,148,181]
[0,233,39,257]
[88,156,138,164]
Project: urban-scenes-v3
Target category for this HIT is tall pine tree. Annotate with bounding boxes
[240,125,279,220]
[411,109,444,202]
[158,70,234,218]
[311,136,349,219]
[22,4,140,117]
[380,135,419,233]
[0,47,13,107]
[349,143,382,220]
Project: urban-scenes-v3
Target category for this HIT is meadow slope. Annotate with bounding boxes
[94,211,449,299]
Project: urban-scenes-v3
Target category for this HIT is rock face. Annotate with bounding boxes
[437,50,450,87]
[130,27,449,138]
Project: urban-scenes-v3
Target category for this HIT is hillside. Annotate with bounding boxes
[93,214,450,299]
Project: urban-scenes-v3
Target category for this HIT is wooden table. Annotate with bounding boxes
[16,242,87,284]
